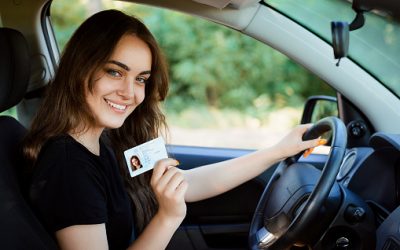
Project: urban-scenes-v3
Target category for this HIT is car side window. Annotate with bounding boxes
[51,1,336,150]
[0,107,18,119]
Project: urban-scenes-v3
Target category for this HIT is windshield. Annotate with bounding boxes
[266,0,400,97]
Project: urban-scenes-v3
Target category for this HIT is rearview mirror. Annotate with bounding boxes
[331,22,349,61]
[331,3,368,66]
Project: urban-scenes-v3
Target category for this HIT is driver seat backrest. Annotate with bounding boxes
[0,27,58,249]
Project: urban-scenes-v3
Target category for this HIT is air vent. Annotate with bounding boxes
[337,149,357,181]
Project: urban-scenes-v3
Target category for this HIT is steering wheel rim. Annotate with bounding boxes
[248,117,347,249]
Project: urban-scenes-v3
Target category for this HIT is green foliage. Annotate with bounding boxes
[134,8,335,113]
[51,1,335,118]
[51,0,88,51]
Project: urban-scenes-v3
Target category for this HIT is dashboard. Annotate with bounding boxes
[337,133,400,249]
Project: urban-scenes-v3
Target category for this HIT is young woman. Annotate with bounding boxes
[24,9,321,250]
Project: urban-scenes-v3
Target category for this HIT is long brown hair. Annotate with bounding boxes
[23,10,169,233]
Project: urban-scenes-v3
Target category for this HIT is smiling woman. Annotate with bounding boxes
[23,10,172,249]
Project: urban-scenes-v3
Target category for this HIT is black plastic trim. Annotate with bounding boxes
[40,1,58,69]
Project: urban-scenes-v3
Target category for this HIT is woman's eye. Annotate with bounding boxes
[106,69,122,78]
[136,76,149,84]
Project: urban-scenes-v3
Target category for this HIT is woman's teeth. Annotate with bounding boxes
[106,100,127,111]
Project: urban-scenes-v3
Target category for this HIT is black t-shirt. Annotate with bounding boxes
[29,135,134,250]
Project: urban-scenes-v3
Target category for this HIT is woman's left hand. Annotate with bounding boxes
[273,124,325,159]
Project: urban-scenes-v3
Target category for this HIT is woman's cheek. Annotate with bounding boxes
[135,90,146,105]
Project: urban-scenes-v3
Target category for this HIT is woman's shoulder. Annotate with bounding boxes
[34,134,100,176]
[40,134,92,160]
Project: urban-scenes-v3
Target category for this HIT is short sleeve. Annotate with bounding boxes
[31,155,108,232]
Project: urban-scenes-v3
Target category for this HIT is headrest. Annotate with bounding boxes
[0,28,30,112]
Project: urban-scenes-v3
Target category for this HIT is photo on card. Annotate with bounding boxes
[129,154,143,171]
[123,137,168,178]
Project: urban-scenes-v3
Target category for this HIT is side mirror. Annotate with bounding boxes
[301,96,338,146]
[301,95,338,124]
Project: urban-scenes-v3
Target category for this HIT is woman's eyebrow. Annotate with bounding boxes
[139,70,151,76]
[107,60,151,76]
[108,60,130,71]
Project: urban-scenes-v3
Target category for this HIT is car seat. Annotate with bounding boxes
[0,27,58,249]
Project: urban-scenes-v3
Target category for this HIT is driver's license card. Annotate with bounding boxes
[123,137,168,178]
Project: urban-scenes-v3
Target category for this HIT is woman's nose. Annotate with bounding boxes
[117,76,135,98]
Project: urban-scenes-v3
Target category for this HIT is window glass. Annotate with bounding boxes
[0,107,18,119]
[267,0,400,97]
[51,1,335,149]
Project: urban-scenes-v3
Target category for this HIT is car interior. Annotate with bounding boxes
[1,0,400,249]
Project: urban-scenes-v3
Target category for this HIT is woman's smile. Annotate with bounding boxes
[105,98,129,113]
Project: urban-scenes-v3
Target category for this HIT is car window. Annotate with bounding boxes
[266,0,400,97]
[50,1,336,149]
[0,107,17,119]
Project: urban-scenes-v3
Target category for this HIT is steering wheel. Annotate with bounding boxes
[248,117,347,249]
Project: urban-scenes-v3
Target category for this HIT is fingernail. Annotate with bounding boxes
[176,160,180,165]
[303,148,314,158]
[318,139,327,146]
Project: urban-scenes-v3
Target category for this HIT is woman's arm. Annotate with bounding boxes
[55,216,181,250]
[183,124,322,202]
[55,224,108,250]
[127,212,182,250]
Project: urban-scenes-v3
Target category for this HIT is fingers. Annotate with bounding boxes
[289,124,314,142]
[175,179,188,198]
[303,138,328,158]
[150,158,179,186]
[165,169,185,192]
[298,123,314,131]
[303,137,321,148]
[151,158,186,199]
[319,138,328,145]
[303,147,314,158]
[158,168,184,194]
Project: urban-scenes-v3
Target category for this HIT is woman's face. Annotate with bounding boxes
[131,157,140,168]
[86,34,152,130]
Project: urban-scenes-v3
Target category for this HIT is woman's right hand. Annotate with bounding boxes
[151,158,188,224]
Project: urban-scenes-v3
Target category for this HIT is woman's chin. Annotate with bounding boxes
[105,121,126,129]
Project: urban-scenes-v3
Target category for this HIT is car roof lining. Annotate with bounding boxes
[126,0,260,31]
